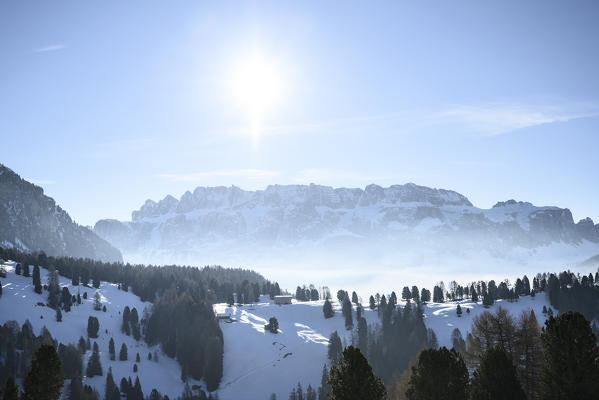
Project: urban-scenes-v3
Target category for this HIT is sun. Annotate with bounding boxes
[229,52,285,141]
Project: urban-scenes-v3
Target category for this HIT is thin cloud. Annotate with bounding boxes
[155,169,281,182]
[34,44,65,53]
[436,103,599,135]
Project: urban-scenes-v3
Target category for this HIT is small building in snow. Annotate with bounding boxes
[274,295,292,305]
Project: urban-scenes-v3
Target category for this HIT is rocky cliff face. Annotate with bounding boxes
[0,164,122,262]
[93,183,599,266]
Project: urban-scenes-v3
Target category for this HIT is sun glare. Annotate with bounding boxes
[229,52,285,142]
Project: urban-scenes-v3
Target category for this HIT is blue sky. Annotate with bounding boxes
[1,1,598,226]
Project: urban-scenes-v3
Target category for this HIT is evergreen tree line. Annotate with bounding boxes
[391,310,599,400]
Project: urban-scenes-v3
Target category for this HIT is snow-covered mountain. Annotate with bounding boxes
[0,164,122,263]
[93,184,599,277]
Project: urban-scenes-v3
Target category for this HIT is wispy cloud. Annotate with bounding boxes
[155,169,281,183]
[34,44,65,53]
[436,103,599,135]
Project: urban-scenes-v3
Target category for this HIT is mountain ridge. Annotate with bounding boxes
[0,163,123,262]
[93,183,599,269]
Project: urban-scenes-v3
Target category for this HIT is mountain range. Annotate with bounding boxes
[93,183,599,270]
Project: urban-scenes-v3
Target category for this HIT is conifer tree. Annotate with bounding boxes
[56,307,62,322]
[411,286,420,303]
[328,346,386,400]
[87,316,99,338]
[15,263,21,275]
[105,367,117,400]
[93,291,102,311]
[456,304,462,317]
[0,280,3,298]
[469,347,526,400]
[86,342,103,377]
[369,295,376,310]
[351,291,359,304]
[406,347,468,400]
[3,376,19,400]
[265,317,279,333]
[23,263,30,277]
[541,311,599,399]
[323,299,335,319]
[22,344,65,400]
[109,337,116,360]
[328,331,343,363]
[420,288,431,303]
[342,296,353,330]
[133,377,143,400]
[32,265,42,294]
[120,343,128,361]
[122,306,131,335]
[318,364,331,400]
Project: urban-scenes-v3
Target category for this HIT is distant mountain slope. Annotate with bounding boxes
[0,164,122,262]
[93,184,598,270]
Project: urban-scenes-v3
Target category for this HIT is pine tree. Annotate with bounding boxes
[342,296,353,329]
[328,346,386,400]
[456,304,462,317]
[105,367,117,400]
[471,285,478,302]
[86,342,103,377]
[351,291,359,304]
[93,291,102,311]
[32,265,42,294]
[0,280,3,297]
[120,343,128,361]
[369,295,376,310]
[87,316,99,338]
[15,263,21,275]
[469,347,526,400]
[328,331,343,363]
[68,377,85,400]
[22,344,65,400]
[402,286,412,300]
[265,317,279,333]
[405,347,468,400]
[411,286,420,303]
[109,337,116,360]
[122,306,131,336]
[451,328,465,353]
[23,263,30,277]
[318,364,331,400]
[56,307,62,322]
[3,376,19,400]
[541,311,599,399]
[323,299,335,319]
[133,376,143,400]
[136,352,141,362]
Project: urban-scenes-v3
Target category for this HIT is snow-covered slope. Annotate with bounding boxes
[0,261,198,398]
[213,295,551,400]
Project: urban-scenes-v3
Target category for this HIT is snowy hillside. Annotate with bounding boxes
[213,294,551,400]
[0,261,199,399]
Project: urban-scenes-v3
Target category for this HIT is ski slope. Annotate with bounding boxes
[214,293,551,400]
[0,261,200,399]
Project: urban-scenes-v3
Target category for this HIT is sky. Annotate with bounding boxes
[1,1,598,226]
